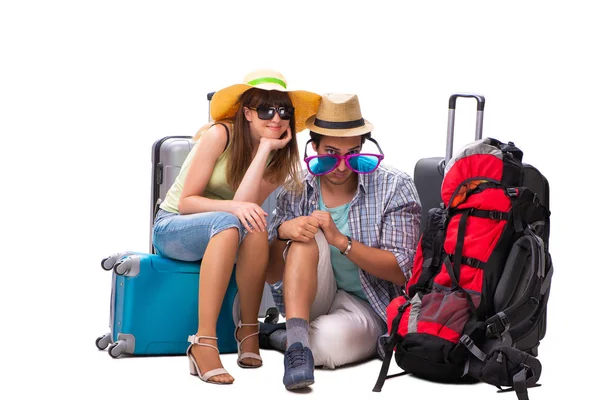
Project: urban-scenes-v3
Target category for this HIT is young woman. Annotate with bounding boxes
[152,69,320,385]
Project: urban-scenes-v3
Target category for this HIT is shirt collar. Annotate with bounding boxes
[305,171,369,195]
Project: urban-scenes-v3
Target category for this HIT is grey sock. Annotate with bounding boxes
[269,329,287,352]
[285,318,309,350]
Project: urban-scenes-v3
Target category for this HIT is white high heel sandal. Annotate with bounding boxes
[186,335,232,384]
[234,321,263,368]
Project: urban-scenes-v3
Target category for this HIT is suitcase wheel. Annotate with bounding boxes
[102,252,133,271]
[114,258,132,276]
[264,307,279,324]
[108,340,127,358]
[95,333,112,351]
[101,256,117,271]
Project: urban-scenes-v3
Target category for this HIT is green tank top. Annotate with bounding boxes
[159,128,234,214]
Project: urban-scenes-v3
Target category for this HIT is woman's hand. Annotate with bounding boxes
[259,127,293,151]
[231,201,268,233]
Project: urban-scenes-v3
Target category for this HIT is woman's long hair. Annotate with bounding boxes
[194,88,303,193]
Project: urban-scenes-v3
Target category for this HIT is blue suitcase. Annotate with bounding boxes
[96,93,279,358]
[96,252,239,358]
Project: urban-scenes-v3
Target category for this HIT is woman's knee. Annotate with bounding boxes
[211,212,243,235]
[242,229,268,244]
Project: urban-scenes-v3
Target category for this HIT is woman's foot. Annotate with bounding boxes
[236,323,262,367]
[190,337,234,384]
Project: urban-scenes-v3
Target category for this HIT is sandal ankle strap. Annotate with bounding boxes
[235,323,260,347]
[237,321,259,328]
[188,335,218,345]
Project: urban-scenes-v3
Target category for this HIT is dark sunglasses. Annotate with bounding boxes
[248,105,294,120]
[304,137,385,175]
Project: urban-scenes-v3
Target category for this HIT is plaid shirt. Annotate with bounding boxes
[267,163,422,323]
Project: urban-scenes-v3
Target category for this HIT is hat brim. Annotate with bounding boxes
[210,83,321,134]
[304,115,374,137]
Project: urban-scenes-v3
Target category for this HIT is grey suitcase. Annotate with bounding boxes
[149,91,279,321]
[412,93,550,355]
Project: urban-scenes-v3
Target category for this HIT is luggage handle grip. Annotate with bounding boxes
[448,94,485,111]
[445,93,486,163]
[207,91,216,121]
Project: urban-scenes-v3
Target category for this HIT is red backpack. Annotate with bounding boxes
[373,138,553,400]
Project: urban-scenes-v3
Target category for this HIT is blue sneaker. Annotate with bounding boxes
[283,342,315,390]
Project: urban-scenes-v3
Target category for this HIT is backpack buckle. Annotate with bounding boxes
[459,335,487,361]
[459,335,474,348]
[506,187,518,197]
[489,211,504,220]
[486,312,511,337]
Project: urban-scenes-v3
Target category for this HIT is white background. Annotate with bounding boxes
[1,1,598,398]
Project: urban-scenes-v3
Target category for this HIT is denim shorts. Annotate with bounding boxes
[152,209,247,262]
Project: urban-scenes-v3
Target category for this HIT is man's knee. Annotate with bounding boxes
[287,237,317,255]
[286,229,328,257]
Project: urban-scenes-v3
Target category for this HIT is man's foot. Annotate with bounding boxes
[190,339,234,384]
[283,342,315,390]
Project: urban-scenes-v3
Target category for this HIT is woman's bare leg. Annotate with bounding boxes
[192,227,239,383]
[235,230,269,366]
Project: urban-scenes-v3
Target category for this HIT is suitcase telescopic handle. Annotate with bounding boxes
[445,93,486,162]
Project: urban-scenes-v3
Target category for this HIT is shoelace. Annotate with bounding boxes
[287,347,307,369]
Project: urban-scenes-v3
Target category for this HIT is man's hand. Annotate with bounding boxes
[311,210,347,252]
[279,216,320,242]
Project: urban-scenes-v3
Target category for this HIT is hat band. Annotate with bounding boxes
[314,117,365,130]
[246,77,287,89]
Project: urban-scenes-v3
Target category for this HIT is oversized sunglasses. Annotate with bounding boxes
[304,137,385,175]
[248,105,294,120]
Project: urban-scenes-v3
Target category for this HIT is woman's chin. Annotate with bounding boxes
[263,130,284,139]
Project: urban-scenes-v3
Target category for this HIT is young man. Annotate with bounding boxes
[263,93,422,390]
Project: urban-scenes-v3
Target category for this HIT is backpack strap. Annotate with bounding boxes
[409,211,447,297]
[372,300,410,392]
[450,211,470,289]
[508,365,540,400]
[469,209,509,221]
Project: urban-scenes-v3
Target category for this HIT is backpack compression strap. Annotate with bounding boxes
[372,301,410,392]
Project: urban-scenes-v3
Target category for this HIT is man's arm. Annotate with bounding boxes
[314,175,421,287]
[370,177,421,284]
[342,239,408,286]
[267,188,297,243]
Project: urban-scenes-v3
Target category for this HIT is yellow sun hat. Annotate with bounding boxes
[210,69,322,133]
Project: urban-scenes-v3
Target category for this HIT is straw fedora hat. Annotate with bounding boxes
[304,93,373,137]
[210,69,321,133]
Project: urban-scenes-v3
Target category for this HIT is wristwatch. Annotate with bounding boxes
[341,236,352,256]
